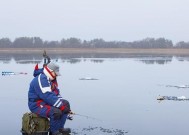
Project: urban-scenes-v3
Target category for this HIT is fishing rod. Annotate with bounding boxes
[69,112,103,122]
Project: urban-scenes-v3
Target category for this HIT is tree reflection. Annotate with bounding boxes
[0,53,188,65]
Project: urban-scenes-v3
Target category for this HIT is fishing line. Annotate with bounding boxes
[70,112,103,122]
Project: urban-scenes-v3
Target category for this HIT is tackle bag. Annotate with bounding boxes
[22,112,49,135]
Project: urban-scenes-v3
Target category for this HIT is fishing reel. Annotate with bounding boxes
[67,115,73,120]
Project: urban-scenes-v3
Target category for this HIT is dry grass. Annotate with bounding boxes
[0,48,189,55]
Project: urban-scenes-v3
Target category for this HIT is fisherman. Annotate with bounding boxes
[28,62,71,135]
[33,63,61,100]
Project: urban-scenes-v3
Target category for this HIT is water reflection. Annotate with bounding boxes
[63,59,82,64]
[1,53,189,65]
[16,60,42,64]
[176,56,189,61]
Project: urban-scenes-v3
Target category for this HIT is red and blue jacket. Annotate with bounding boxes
[28,65,65,116]
[33,64,60,95]
[33,63,43,77]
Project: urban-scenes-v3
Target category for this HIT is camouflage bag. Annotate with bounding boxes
[22,112,49,135]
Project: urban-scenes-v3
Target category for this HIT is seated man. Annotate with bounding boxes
[28,62,71,135]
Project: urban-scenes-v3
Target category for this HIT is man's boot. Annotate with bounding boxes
[59,128,71,135]
[52,131,63,135]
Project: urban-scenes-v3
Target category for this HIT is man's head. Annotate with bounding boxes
[43,62,61,80]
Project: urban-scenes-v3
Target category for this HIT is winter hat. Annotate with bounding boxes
[47,62,61,76]
[43,62,61,80]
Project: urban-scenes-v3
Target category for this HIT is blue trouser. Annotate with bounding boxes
[30,105,67,134]
[49,109,68,133]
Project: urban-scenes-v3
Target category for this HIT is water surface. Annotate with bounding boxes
[1,55,189,135]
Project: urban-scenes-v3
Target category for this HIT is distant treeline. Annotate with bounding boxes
[0,37,189,48]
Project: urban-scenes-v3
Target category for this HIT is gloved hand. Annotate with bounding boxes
[60,99,71,114]
[53,107,62,120]
[62,99,70,109]
[67,115,73,120]
[60,105,71,114]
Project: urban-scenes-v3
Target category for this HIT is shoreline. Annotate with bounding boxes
[0,48,189,55]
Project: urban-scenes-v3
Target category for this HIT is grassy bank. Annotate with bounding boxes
[0,48,189,55]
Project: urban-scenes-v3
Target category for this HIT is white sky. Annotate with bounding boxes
[0,0,189,43]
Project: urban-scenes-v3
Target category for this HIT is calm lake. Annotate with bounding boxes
[1,54,189,135]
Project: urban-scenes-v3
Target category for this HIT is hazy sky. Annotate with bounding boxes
[0,0,189,43]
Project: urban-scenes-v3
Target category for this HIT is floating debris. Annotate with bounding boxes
[157,95,189,101]
[166,85,189,89]
[2,71,27,76]
[72,126,128,135]
[158,84,189,89]
[79,77,98,80]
